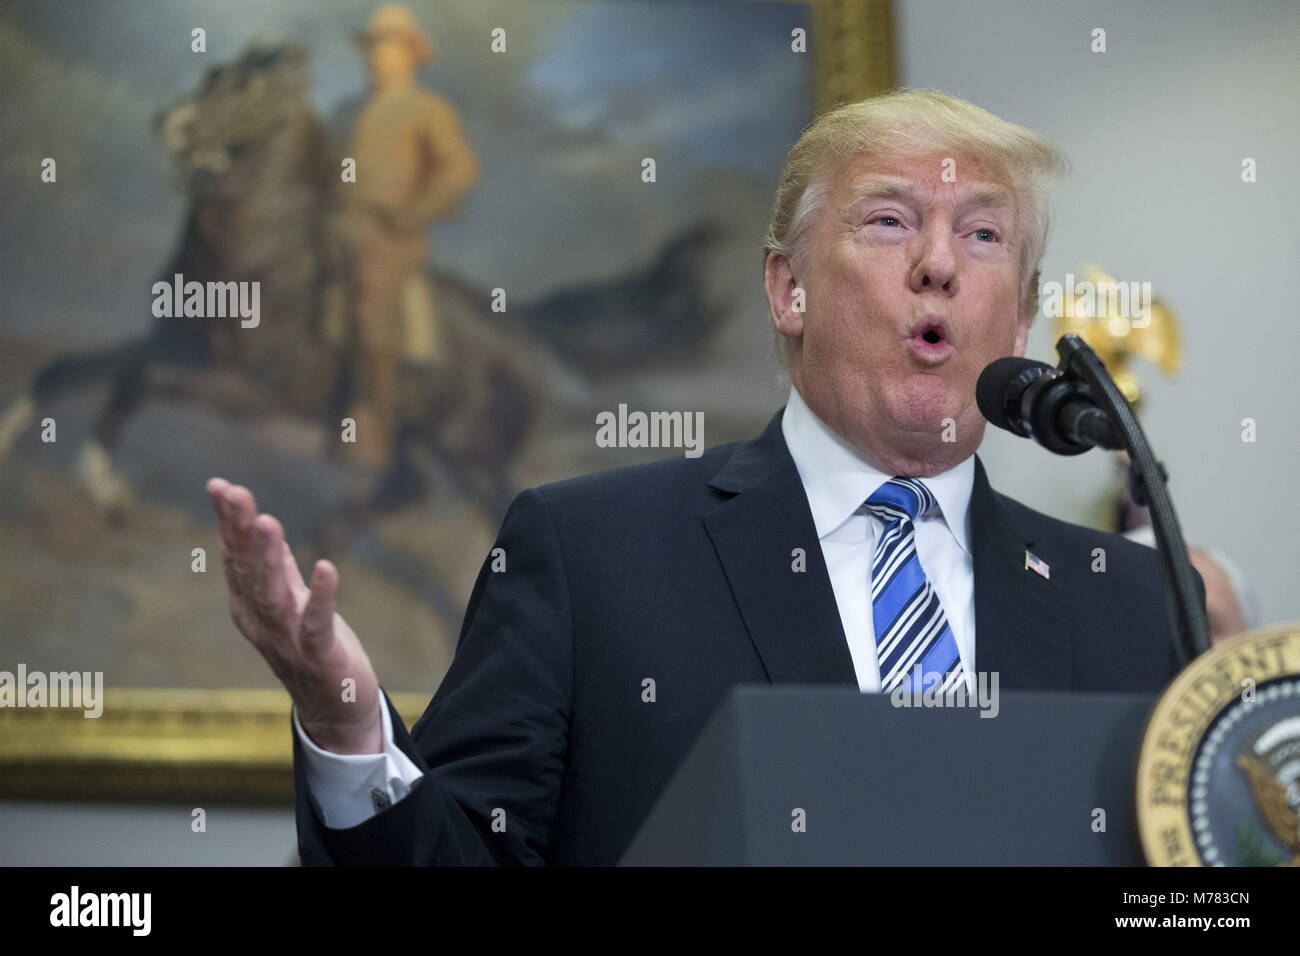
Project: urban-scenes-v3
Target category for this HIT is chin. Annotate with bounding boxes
[887,386,955,427]
[896,416,951,438]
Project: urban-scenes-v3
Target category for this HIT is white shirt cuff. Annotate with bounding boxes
[292,696,425,830]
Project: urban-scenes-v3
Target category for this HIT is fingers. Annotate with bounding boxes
[223,484,260,542]
[207,479,240,594]
[208,477,289,614]
[251,513,293,618]
[209,477,328,652]
[207,477,236,558]
[209,481,259,587]
[280,538,308,597]
[205,477,228,503]
[299,559,338,652]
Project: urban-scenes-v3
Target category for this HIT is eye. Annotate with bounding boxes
[973,228,997,242]
[869,215,902,228]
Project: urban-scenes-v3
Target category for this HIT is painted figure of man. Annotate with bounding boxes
[334,5,478,468]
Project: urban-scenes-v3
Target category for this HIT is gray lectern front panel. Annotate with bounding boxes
[620,685,1156,865]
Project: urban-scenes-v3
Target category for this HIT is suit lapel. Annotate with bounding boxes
[969,454,1073,689]
[702,410,858,687]
[702,416,1072,691]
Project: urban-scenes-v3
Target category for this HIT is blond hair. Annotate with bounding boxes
[764,88,1068,362]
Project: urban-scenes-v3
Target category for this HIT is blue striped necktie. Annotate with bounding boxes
[863,477,965,694]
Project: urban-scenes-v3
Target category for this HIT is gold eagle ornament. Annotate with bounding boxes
[1235,753,1300,866]
[1051,264,1182,408]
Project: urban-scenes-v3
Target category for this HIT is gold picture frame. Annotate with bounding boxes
[0,688,429,803]
[0,0,896,804]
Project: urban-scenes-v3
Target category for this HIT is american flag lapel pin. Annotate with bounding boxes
[1025,549,1050,580]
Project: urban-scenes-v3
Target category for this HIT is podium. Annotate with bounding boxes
[619,685,1157,865]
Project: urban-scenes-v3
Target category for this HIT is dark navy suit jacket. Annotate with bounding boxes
[294,408,1199,865]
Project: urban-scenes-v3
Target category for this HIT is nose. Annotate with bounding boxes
[909,218,958,296]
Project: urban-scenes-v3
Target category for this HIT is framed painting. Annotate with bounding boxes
[0,0,895,800]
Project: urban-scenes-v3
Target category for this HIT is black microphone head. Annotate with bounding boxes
[976,356,1054,434]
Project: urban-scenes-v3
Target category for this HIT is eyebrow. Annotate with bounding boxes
[845,176,1015,214]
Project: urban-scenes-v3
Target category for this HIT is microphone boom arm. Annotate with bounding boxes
[1054,334,1211,665]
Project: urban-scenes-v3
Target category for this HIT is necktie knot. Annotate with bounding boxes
[864,476,936,523]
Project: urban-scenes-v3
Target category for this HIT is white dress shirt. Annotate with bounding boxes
[293,693,421,829]
[780,384,977,693]
[295,383,979,828]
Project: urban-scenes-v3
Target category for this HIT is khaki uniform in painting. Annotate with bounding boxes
[330,6,478,468]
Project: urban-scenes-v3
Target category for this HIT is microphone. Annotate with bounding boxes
[976,335,1210,662]
[976,356,1123,455]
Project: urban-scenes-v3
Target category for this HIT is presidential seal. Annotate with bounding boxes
[1136,622,1300,866]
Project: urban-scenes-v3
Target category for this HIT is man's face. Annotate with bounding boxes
[366,37,418,85]
[767,150,1032,475]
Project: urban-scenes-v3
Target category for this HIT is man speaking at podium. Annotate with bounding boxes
[206,89,1203,865]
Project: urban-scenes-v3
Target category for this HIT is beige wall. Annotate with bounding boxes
[0,800,297,866]
[897,0,1300,626]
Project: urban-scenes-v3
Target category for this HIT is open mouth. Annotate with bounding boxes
[909,318,953,360]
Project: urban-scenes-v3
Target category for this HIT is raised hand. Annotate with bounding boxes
[206,477,383,754]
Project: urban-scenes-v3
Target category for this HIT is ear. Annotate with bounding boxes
[1012,265,1039,357]
[1011,311,1032,358]
[764,251,805,345]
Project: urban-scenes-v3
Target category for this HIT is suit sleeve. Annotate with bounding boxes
[293,487,575,865]
[291,697,423,830]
